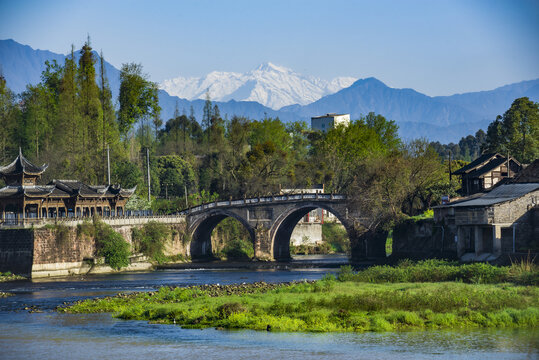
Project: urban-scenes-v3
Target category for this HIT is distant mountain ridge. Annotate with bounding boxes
[160,62,356,110]
[1,39,538,142]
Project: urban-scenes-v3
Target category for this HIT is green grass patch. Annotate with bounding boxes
[59,265,539,333]
[340,259,538,285]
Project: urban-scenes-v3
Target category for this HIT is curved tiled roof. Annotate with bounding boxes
[49,180,137,198]
[0,148,48,176]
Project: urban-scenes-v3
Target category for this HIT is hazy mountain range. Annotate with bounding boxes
[1,39,538,143]
[161,62,356,109]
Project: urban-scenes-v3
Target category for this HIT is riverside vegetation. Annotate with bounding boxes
[0,272,26,282]
[59,260,539,333]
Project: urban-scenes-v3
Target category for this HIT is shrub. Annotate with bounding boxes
[336,259,538,285]
[337,265,356,282]
[322,222,350,253]
[217,302,247,319]
[133,222,171,263]
[221,238,254,260]
[95,221,130,270]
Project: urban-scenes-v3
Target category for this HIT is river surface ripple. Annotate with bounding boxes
[0,264,537,360]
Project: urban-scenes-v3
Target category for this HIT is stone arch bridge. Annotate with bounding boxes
[183,194,387,261]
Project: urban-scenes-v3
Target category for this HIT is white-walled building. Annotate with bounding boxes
[311,113,350,132]
[280,186,341,245]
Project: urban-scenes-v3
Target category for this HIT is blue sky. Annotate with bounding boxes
[1,0,538,95]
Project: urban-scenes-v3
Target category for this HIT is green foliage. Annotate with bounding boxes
[118,63,160,137]
[213,218,253,260]
[484,97,538,163]
[321,222,349,253]
[133,221,171,263]
[335,259,538,285]
[62,280,539,333]
[94,220,130,270]
[0,271,25,282]
[112,160,143,189]
[409,209,433,221]
[385,230,393,256]
[155,155,196,198]
[430,129,486,162]
[187,190,219,206]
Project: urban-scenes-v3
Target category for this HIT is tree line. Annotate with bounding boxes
[430,97,538,164]
[0,38,537,232]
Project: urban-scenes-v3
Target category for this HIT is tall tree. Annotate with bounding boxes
[58,45,79,155]
[118,63,160,146]
[0,74,19,162]
[99,51,119,182]
[202,90,212,143]
[484,97,539,163]
[77,37,102,182]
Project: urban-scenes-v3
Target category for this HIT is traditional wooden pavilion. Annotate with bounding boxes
[0,150,135,224]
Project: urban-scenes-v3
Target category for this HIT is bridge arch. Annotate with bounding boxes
[269,202,354,261]
[188,209,256,259]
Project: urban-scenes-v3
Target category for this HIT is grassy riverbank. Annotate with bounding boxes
[0,272,26,282]
[58,260,539,332]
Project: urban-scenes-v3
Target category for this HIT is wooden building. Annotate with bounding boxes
[0,150,135,224]
[453,153,522,196]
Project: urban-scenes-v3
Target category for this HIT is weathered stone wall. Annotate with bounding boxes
[0,220,189,277]
[0,229,34,276]
[392,218,457,260]
[33,226,94,265]
[493,191,538,224]
[164,224,189,256]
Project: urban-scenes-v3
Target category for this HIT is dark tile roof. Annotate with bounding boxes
[0,149,48,176]
[467,157,508,178]
[509,159,539,183]
[0,186,22,198]
[452,153,499,175]
[50,180,136,198]
[0,182,136,200]
[442,183,539,208]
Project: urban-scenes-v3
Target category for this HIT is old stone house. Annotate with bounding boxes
[452,153,522,196]
[392,159,539,263]
[434,182,538,261]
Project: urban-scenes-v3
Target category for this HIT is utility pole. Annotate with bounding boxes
[448,150,452,183]
[507,151,511,179]
[107,144,111,185]
[184,184,188,209]
[146,148,151,202]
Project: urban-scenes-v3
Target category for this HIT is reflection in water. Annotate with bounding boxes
[0,266,538,360]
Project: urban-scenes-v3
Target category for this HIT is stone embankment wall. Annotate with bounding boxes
[0,229,34,276]
[0,218,188,278]
[391,218,458,260]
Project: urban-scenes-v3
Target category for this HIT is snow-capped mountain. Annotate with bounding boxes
[160,62,356,110]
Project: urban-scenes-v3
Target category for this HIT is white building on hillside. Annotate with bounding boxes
[311,113,350,132]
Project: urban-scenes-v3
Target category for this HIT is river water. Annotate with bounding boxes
[0,264,537,359]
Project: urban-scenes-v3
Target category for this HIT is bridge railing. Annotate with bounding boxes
[0,214,186,228]
[181,193,346,215]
